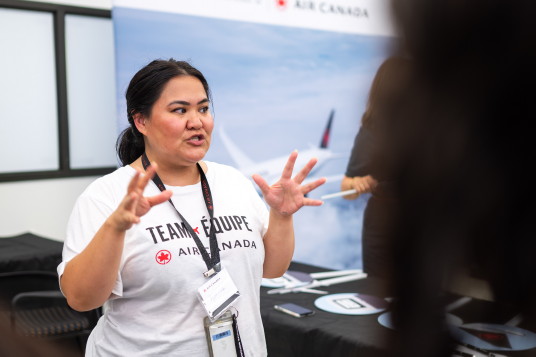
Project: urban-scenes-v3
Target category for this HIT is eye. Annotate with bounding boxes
[173,107,186,114]
[199,106,210,114]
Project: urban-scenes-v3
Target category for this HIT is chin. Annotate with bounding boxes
[177,144,210,163]
[185,151,208,164]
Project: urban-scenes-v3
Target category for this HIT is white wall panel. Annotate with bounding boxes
[0,8,58,173]
[66,14,118,168]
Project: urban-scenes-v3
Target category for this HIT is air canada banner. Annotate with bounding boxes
[112,0,396,270]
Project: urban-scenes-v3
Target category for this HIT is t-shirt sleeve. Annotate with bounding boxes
[57,187,124,298]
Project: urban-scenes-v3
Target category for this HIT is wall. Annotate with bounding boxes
[0,177,99,241]
[0,0,112,242]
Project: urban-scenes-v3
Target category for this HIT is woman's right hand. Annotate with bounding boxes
[62,163,173,311]
[108,164,172,232]
[341,175,378,200]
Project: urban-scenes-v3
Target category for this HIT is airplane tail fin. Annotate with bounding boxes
[219,125,254,169]
[320,109,335,149]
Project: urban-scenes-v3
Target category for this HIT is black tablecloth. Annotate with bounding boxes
[261,262,392,357]
[0,233,63,273]
[260,262,536,357]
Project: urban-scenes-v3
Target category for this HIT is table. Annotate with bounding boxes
[260,262,536,357]
[0,233,63,273]
[260,262,392,357]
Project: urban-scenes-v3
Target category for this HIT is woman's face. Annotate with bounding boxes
[136,75,214,167]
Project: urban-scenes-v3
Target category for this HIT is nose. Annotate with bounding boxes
[186,113,203,130]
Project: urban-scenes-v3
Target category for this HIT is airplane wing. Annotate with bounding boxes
[218,109,345,193]
[219,124,254,169]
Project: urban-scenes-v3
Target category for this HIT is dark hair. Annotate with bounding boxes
[116,59,212,165]
[361,56,411,128]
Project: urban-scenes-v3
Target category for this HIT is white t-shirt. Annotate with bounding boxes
[58,162,269,356]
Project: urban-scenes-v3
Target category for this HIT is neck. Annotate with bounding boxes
[131,155,203,187]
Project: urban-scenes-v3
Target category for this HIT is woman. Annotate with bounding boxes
[58,59,325,356]
[340,56,410,279]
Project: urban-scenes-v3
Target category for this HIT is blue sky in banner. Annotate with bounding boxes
[113,6,395,269]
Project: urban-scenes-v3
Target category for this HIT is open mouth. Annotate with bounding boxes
[187,134,204,143]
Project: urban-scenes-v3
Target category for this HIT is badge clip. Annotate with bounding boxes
[203,262,222,278]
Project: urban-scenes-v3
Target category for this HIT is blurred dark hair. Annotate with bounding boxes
[361,56,411,129]
[116,59,212,166]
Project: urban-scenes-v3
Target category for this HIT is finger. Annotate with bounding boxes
[123,192,140,213]
[251,174,270,194]
[364,175,378,183]
[303,198,324,206]
[367,177,379,189]
[139,162,158,189]
[354,178,367,193]
[340,176,354,191]
[293,157,318,184]
[121,210,141,228]
[341,182,353,191]
[130,215,141,225]
[360,180,375,193]
[127,171,141,193]
[280,150,298,180]
[147,190,172,207]
[302,177,327,195]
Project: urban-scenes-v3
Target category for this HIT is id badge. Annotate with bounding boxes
[204,310,238,357]
[198,268,240,320]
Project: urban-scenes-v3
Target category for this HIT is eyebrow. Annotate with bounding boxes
[169,98,209,106]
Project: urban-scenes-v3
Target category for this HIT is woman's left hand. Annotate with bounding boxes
[252,151,326,216]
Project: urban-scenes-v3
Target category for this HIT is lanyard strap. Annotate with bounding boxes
[141,153,220,275]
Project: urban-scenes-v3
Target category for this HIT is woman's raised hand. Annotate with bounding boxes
[252,151,326,216]
[109,164,172,231]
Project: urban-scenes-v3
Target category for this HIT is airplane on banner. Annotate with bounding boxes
[219,109,345,188]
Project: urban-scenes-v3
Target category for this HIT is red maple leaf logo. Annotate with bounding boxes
[155,250,172,265]
[276,0,287,10]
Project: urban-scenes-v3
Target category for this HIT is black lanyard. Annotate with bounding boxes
[141,153,221,277]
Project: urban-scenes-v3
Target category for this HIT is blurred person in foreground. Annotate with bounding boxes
[382,0,536,356]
